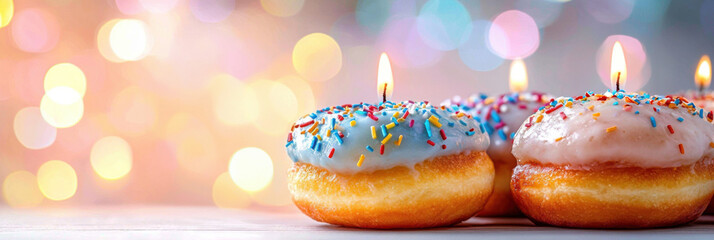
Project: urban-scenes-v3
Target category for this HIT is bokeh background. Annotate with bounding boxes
[1,0,713,210]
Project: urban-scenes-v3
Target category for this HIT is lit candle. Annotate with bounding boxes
[509,59,528,93]
[610,41,627,92]
[377,52,393,103]
[696,55,711,94]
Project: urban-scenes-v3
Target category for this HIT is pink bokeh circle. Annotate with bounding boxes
[489,10,540,60]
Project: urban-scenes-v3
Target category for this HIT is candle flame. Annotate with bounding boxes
[696,55,711,90]
[509,59,528,92]
[610,41,627,91]
[377,52,393,101]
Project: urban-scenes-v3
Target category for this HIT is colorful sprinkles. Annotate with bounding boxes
[525,90,713,156]
[287,101,480,167]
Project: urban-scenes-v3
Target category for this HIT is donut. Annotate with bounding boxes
[678,90,714,215]
[286,101,494,229]
[511,91,714,228]
[444,92,550,217]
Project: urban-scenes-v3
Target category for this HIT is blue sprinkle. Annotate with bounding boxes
[381,112,387,116]
[700,109,704,118]
[613,101,619,106]
[510,132,516,139]
[285,141,293,147]
[366,146,374,152]
[309,113,317,119]
[331,118,336,129]
[635,111,640,114]
[315,142,322,152]
[484,122,494,135]
[674,99,681,105]
[497,129,507,140]
[459,120,467,126]
[391,117,399,125]
[355,110,368,116]
[448,122,455,127]
[473,116,482,122]
[465,131,475,136]
[538,106,545,111]
[650,116,657,127]
[334,134,343,145]
[381,125,388,137]
[677,117,684,122]
[425,120,433,138]
[430,109,442,118]
[491,110,502,123]
[310,136,318,149]
[550,101,557,106]
[479,124,486,134]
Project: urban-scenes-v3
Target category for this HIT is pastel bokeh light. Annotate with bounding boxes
[109,19,152,61]
[40,87,84,128]
[14,107,57,150]
[458,20,504,72]
[292,33,343,82]
[229,147,274,193]
[90,136,133,180]
[2,171,43,208]
[212,172,251,209]
[261,0,304,17]
[378,17,443,68]
[44,63,87,98]
[189,0,235,23]
[489,10,540,60]
[416,0,472,51]
[0,0,13,28]
[11,8,59,53]
[37,160,78,201]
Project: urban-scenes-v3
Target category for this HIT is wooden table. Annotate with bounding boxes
[1,206,713,239]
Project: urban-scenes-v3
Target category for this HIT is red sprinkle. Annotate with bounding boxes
[667,125,674,134]
[337,115,344,121]
[402,111,409,119]
[427,140,435,146]
[298,120,314,128]
[440,129,447,140]
[328,148,335,158]
[338,132,344,138]
[441,144,446,149]
[287,133,293,142]
[545,104,562,114]
[380,144,385,155]
[559,111,567,120]
[409,119,415,127]
[367,113,378,121]
[679,144,685,154]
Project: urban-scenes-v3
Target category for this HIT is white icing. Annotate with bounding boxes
[286,102,489,174]
[512,93,714,168]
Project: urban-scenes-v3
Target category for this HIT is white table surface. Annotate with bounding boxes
[0,206,713,239]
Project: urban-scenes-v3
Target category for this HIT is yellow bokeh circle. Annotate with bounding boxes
[14,107,57,150]
[229,147,273,193]
[44,62,86,98]
[97,19,124,62]
[90,136,133,180]
[260,0,304,17]
[292,33,342,82]
[212,172,251,209]
[109,19,152,61]
[2,170,43,208]
[0,0,14,28]
[40,87,84,128]
[37,160,78,201]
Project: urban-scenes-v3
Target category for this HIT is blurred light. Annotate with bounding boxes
[166,113,219,178]
[0,0,13,28]
[2,171,43,208]
[696,55,712,90]
[276,75,316,115]
[292,33,343,82]
[110,19,152,61]
[458,20,504,71]
[629,0,669,23]
[377,53,394,100]
[115,0,144,15]
[416,0,472,50]
[212,172,251,209]
[580,0,634,24]
[210,74,260,126]
[596,35,648,91]
[91,136,133,180]
[40,87,84,128]
[37,160,77,201]
[108,87,158,136]
[44,63,87,97]
[97,19,125,62]
[260,0,304,17]
[515,0,563,28]
[377,17,443,68]
[11,8,60,53]
[189,0,235,23]
[509,59,528,92]
[355,0,391,35]
[610,41,627,91]
[229,147,273,192]
[489,10,540,60]
[14,107,57,150]
[251,80,299,135]
[138,0,177,13]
